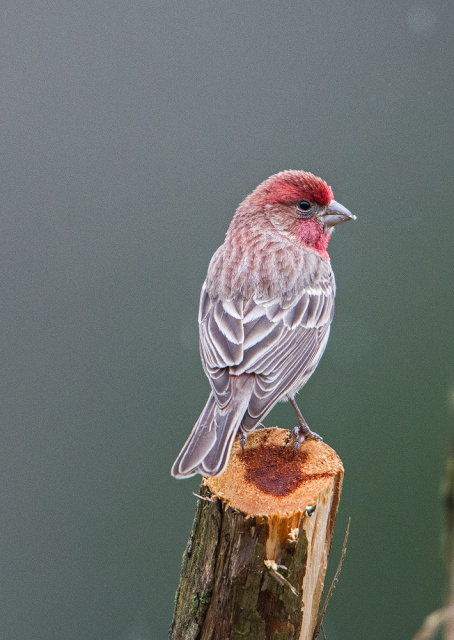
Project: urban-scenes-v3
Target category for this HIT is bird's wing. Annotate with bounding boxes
[198,269,335,417]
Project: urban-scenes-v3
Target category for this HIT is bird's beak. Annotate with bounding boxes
[319,200,356,227]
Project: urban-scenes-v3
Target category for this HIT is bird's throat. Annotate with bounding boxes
[296,220,331,259]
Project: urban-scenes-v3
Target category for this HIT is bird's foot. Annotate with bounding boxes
[287,395,322,455]
[239,430,247,455]
[291,426,323,456]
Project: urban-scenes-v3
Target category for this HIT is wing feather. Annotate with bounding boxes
[222,297,244,319]
[243,325,330,426]
[206,311,243,365]
[283,293,309,329]
[244,299,266,322]
[243,314,282,350]
[213,300,244,344]
[198,268,335,423]
[198,284,211,322]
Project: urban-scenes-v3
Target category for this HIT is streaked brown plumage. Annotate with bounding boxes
[171,170,355,478]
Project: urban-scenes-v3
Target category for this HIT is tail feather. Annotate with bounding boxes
[171,377,255,478]
[198,410,240,477]
[171,395,217,478]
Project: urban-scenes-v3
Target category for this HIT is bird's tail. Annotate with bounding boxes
[171,378,254,478]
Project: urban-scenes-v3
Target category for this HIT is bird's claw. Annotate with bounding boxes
[239,431,246,454]
[291,426,323,457]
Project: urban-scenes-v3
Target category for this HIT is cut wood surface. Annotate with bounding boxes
[170,427,344,640]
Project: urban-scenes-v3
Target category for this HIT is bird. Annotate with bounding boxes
[171,170,355,479]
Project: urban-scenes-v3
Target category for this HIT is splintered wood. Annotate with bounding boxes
[170,427,344,640]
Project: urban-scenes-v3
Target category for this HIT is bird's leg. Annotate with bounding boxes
[239,422,264,452]
[288,396,323,453]
[238,427,247,455]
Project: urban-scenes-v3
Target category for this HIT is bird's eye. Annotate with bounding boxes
[298,200,311,211]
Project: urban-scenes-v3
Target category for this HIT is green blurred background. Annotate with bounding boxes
[1,1,453,638]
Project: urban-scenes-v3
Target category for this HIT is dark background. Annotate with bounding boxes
[1,1,453,638]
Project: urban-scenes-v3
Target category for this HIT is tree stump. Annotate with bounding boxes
[170,427,344,640]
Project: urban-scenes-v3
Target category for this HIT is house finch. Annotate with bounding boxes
[171,170,355,479]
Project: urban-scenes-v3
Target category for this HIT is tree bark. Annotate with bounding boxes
[444,438,454,640]
[170,427,344,640]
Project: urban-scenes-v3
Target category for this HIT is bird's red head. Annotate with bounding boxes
[229,171,354,262]
[242,170,335,259]
[261,170,334,208]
